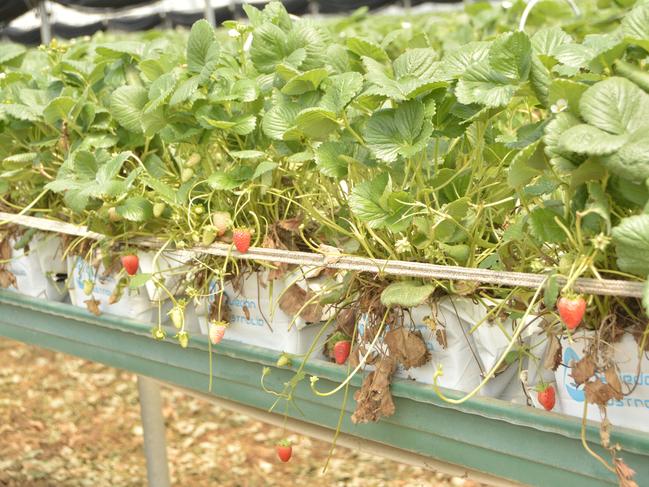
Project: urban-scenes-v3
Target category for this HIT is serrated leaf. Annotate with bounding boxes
[281,68,329,95]
[319,72,363,113]
[187,20,216,74]
[602,131,649,180]
[110,86,148,133]
[489,31,532,80]
[441,41,490,78]
[95,41,144,59]
[559,125,629,155]
[294,107,338,140]
[231,150,265,159]
[579,77,649,135]
[169,76,201,106]
[262,102,300,140]
[43,96,76,125]
[531,27,573,57]
[129,273,152,289]
[621,3,649,51]
[364,100,433,163]
[456,60,517,108]
[314,141,352,178]
[380,281,436,308]
[252,161,277,179]
[349,173,412,231]
[612,214,649,276]
[529,208,567,243]
[346,37,389,62]
[544,273,559,309]
[250,23,291,74]
[0,43,26,65]
[116,196,153,222]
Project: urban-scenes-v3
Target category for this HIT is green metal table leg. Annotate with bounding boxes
[137,376,171,487]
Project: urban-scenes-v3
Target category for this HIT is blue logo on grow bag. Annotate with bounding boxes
[74,257,95,289]
[563,346,585,402]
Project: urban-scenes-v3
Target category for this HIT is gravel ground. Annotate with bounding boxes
[0,338,478,487]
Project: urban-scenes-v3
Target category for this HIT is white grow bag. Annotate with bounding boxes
[555,331,649,432]
[67,250,189,323]
[197,270,329,357]
[5,233,67,301]
[358,296,538,397]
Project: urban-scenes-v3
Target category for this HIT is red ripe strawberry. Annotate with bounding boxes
[276,440,292,463]
[233,228,251,253]
[537,384,556,411]
[209,321,227,345]
[333,340,351,365]
[121,254,139,276]
[557,295,586,330]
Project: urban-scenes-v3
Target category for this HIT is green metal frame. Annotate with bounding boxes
[1,290,647,486]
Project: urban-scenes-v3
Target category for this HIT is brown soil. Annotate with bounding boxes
[0,338,477,487]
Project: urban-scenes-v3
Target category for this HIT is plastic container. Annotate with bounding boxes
[358,296,538,396]
[4,233,67,301]
[555,331,649,432]
[197,270,328,357]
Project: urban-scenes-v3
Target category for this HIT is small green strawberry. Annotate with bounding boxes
[276,354,292,368]
[186,153,201,168]
[153,202,166,218]
[82,279,94,296]
[151,327,166,340]
[176,331,189,348]
[202,226,217,246]
[181,167,194,183]
[168,304,185,329]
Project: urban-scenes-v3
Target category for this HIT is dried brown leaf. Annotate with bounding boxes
[570,355,596,385]
[336,308,357,337]
[384,327,430,369]
[604,366,624,400]
[0,238,11,260]
[585,378,615,406]
[277,217,302,232]
[0,268,17,289]
[436,328,448,349]
[543,336,562,372]
[278,284,322,323]
[352,355,396,424]
[615,458,639,487]
[84,299,101,316]
[600,418,611,448]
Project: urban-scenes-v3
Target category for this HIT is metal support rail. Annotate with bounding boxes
[1,291,647,487]
[0,211,644,298]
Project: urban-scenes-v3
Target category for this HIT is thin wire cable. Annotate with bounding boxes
[0,211,644,298]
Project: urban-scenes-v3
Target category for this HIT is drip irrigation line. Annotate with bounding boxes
[0,211,644,298]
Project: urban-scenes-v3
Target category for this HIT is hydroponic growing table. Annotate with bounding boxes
[1,290,647,487]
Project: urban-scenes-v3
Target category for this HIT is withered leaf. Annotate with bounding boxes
[436,328,448,349]
[0,268,17,289]
[604,366,624,400]
[570,355,596,386]
[336,308,357,337]
[242,305,251,320]
[600,418,611,448]
[452,280,479,296]
[615,458,639,487]
[585,378,615,406]
[262,235,289,280]
[277,217,302,232]
[278,284,323,323]
[352,355,396,424]
[543,336,562,372]
[384,327,430,369]
[84,298,102,316]
[0,238,11,260]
